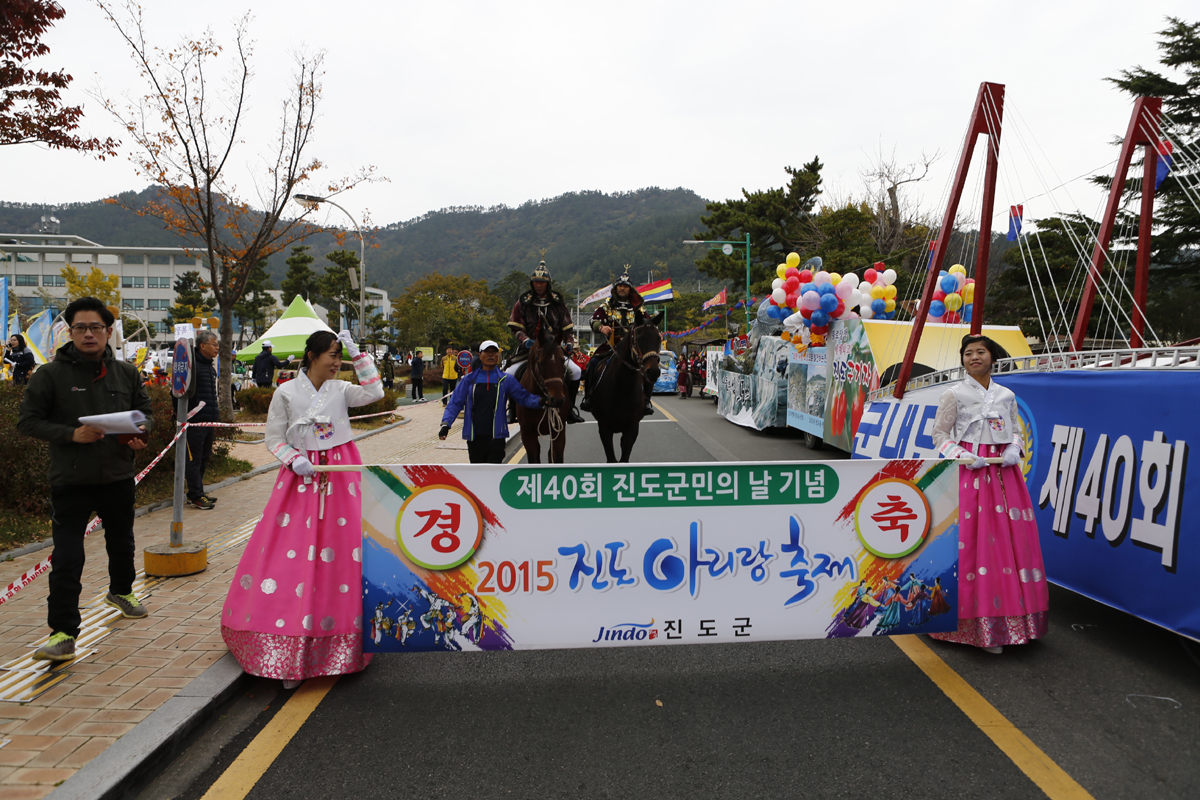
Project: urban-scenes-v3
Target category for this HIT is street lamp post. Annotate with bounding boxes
[294,194,366,340]
[683,233,753,327]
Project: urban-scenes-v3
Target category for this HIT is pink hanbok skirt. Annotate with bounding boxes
[929,442,1050,648]
[221,442,372,680]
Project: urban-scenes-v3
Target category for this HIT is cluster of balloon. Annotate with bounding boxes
[770,254,883,347]
[915,264,974,324]
[856,262,900,321]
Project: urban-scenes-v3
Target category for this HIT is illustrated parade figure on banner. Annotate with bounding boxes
[457,592,483,644]
[580,269,655,417]
[393,604,416,645]
[929,334,1049,654]
[371,600,393,646]
[415,584,458,647]
[221,329,383,688]
[504,257,583,424]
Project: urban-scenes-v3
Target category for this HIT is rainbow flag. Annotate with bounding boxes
[638,279,674,303]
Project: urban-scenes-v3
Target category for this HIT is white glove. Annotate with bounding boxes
[337,330,360,359]
[966,455,988,470]
[291,456,315,477]
[1002,443,1021,467]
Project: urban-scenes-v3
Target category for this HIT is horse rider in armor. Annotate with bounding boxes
[504,258,584,424]
[580,269,654,417]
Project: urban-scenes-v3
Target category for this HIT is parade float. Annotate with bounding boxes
[729,84,1199,641]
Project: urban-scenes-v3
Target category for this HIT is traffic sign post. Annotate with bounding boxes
[457,350,473,371]
[145,337,208,577]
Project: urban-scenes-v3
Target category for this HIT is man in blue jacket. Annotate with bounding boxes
[438,340,558,463]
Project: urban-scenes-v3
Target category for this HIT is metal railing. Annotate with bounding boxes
[869,346,1200,402]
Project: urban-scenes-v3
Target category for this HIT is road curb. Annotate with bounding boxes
[0,416,409,562]
[46,653,247,800]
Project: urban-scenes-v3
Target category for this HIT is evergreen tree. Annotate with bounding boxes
[280,245,318,305]
[319,249,361,331]
[165,270,215,326]
[692,159,824,294]
[232,258,275,345]
[1103,17,1200,341]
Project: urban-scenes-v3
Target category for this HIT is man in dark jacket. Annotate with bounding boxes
[186,330,220,510]
[18,297,152,662]
[252,340,290,387]
[438,340,557,463]
[410,350,425,401]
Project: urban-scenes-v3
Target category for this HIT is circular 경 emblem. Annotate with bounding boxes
[396,485,484,570]
[854,478,931,559]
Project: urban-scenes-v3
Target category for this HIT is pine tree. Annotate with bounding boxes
[280,245,318,305]
[165,270,215,326]
[1106,17,1200,340]
[232,259,275,345]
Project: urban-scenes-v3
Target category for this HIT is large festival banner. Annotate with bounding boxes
[360,460,960,653]
[853,371,1199,641]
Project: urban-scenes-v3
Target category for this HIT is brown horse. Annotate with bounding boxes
[515,325,568,464]
[587,310,663,463]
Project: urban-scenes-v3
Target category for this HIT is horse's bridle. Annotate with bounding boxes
[618,324,659,380]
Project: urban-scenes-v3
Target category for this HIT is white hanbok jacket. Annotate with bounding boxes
[931,375,1023,460]
[266,353,384,468]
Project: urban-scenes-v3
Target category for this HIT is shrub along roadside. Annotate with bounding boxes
[0,382,254,553]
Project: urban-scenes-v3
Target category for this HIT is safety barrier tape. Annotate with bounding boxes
[0,407,398,607]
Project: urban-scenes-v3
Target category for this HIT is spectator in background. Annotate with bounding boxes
[441,345,460,406]
[253,340,291,388]
[410,350,425,401]
[5,334,36,385]
[186,330,220,510]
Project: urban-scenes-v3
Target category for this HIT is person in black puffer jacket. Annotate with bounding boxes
[185,330,221,510]
[5,334,36,384]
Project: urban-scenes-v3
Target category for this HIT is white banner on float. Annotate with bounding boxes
[360,460,960,653]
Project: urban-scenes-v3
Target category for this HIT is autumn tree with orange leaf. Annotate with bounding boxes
[0,0,118,155]
[94,2,379,419]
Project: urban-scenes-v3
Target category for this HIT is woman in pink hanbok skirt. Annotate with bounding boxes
[221,330,384,685]
[928,334,1049,654]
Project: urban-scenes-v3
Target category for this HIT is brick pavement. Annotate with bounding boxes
[0,401,461,798]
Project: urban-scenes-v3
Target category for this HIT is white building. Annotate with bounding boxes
[1,233,388,346]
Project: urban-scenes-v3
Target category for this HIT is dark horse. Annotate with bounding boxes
[586,310,663,463]
[515,325,569,463]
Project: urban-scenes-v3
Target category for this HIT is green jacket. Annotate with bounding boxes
[18,343,153,487]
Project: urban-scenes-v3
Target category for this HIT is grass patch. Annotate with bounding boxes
[0,510,52,554]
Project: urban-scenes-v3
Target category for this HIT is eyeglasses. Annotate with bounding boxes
[70,324,109,334]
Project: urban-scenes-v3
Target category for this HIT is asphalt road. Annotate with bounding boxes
[149,396,1200,800]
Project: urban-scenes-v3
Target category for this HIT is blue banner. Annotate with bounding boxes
[1001,371,1197,641]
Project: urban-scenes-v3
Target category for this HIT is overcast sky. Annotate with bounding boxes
[5,0,1187,234]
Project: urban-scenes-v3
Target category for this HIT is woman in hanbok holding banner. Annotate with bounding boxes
[222,330,384,687]
[929,334,1048,654]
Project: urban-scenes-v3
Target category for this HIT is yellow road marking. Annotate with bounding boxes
[893,636,1095,800]
[200,676,339,800]
[508,446,526,464]
[652,400,678,422]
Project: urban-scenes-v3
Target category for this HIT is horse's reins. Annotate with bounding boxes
[526,330,565,443]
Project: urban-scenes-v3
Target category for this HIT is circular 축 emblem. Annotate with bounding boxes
[396,485,484,570]
[853,478,931,559]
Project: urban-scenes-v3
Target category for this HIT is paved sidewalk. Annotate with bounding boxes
[0,402,459,798]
